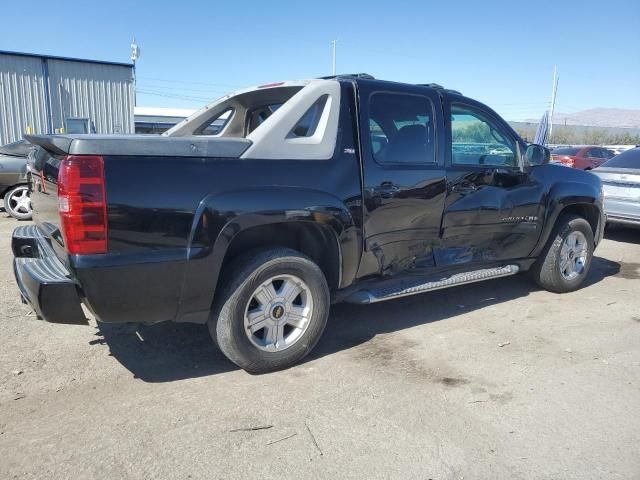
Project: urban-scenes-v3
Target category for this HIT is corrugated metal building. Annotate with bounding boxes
[0,50,134,145]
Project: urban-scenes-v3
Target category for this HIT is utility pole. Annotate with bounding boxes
[548,65,559,140]
[331,39,337,76]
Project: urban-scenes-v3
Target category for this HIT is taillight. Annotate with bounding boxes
[57,155,107,254]
[560,156,575,167]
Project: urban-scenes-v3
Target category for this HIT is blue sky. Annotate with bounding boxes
[2,0,639,120]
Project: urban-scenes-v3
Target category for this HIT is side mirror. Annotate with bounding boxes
[525,144,550,166]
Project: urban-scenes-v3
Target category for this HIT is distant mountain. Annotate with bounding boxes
[526,108,640,129]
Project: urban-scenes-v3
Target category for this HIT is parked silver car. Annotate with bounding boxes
[593,147,640,227]
[0,140,32,220]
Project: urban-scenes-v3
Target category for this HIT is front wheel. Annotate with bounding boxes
[209,248,330,374]
[4,185,32,220]
[531,214,594,293]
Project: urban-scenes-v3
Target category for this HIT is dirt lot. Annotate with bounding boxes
[0,215,639,480]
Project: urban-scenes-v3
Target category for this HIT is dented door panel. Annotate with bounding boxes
[438,99,545,266]
[356,83,447,277]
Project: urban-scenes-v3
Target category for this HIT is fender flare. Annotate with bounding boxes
[175,186,357,322]
[530,180,603,257]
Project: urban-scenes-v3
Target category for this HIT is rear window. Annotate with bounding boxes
[600,148,640,169]
[247,104,282,134]
[552,147,580,155]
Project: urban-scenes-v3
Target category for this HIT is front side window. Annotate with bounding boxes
[368,92,436,164]
[450,105,517,167]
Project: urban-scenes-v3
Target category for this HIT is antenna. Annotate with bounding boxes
[331,39,337,75]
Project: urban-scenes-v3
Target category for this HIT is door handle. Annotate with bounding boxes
[451,181,477,194]
[376,181,400,198]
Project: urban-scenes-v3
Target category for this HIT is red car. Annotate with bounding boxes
[551,146,616,170]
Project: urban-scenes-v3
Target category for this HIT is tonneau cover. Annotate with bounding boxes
[24,134,252,158]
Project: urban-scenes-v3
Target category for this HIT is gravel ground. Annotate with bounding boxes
[0,214,638,480]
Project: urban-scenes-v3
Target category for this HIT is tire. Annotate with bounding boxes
[531,214,594,293]
[209,248,330,374]
[3,185,32,220]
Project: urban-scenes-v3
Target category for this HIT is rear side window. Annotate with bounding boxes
[368,92,436,164]
[601,148,640,169]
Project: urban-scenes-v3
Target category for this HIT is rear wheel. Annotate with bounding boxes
[4,185,32,220]
[209,248,330,374]
[531,214,594,293]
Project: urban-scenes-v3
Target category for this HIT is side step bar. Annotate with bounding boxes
[345,265,520,304]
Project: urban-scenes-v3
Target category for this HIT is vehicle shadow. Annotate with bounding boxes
[308,255,620,363]
[605,225,640,244]
[92,256,620,382]
[92,322,238,381]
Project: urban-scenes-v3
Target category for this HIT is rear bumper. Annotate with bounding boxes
[12,225,88,325]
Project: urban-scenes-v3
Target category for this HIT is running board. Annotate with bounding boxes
[344,265,520,304]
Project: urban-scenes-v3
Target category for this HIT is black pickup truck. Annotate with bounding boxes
[13,75,605,373]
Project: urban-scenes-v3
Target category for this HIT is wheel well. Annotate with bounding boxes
[0,183,27,198]
[222,222,341,290]
[559,204,600,235]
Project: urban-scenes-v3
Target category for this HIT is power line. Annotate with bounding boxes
[135,89,214,102]
[137,82,230,95]
[136,76,242,89]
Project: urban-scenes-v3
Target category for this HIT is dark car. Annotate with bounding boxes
[593,147,640,226]
[13,75,605,373]
[551,146,616,170]
[0,140,32,220]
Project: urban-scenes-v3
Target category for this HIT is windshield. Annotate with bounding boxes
[600,148,640,169]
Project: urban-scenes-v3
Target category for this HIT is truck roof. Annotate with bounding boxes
[166,75,465,138]
[328,73,463,96]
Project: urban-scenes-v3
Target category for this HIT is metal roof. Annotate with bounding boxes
[0,50,132,69]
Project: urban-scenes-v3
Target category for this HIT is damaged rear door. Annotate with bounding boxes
[357,82,447,277]
[438,99,544,266]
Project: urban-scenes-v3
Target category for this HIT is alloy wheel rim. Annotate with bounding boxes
[243,274,313,352]
[8,187,31,214]
[559,231,588,281]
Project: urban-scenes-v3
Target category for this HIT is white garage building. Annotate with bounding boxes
[0,50,135,145]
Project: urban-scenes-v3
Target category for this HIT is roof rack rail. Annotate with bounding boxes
[318,73,375,80]
[416,83,463,95]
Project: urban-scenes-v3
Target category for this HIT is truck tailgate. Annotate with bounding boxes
[27,144,66,255]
